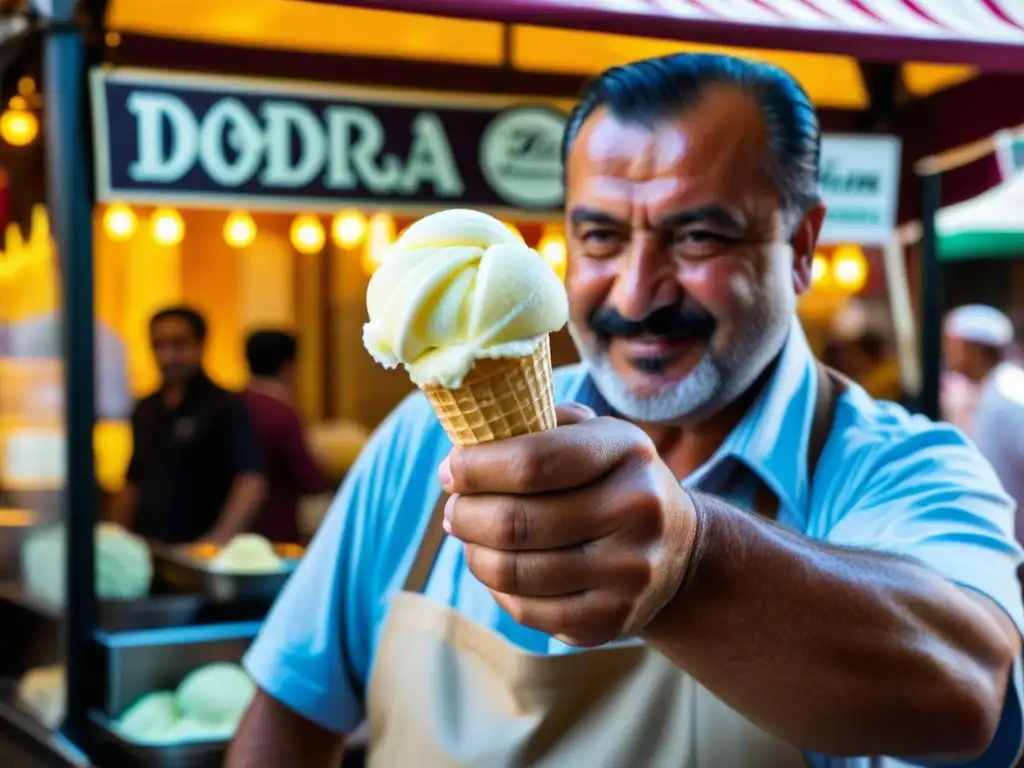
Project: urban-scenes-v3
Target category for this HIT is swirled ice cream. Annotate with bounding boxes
[362,209,568,389]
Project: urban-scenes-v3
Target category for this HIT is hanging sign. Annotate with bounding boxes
[89,68,568,215]
[817,134,902,246]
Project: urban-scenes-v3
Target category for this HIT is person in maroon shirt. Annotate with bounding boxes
[241,330,330,543]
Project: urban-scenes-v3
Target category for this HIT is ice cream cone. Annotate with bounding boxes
[421,335,556,447]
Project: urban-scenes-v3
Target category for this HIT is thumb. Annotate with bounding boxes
[555,402,597,426]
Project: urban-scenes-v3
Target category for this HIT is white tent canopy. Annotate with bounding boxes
[936,171,1024,260]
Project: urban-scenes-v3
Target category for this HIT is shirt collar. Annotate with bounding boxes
[568,317,819,518]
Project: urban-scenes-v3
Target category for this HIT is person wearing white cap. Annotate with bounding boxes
[942,304,1015,433]
[943,304,1024,543]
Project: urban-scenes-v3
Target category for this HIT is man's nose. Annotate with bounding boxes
[607,238,680,322]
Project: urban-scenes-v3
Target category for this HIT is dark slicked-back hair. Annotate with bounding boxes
[563,53,822,226]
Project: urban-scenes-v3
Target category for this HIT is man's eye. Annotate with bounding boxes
[677,230,725,244]
[582,229,619,245]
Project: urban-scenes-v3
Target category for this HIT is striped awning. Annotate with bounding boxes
[322,0,1024,69]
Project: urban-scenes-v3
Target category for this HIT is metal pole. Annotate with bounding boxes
[42,15,97,748]
[918,171,943,421]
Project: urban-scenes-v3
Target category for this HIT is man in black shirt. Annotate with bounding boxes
[110,306,266,544]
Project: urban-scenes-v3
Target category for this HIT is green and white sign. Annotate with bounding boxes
[818,134,902,246]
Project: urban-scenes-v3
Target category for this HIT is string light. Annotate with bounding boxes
[103,204,137,242]
[290,215,325,254]
[362,213,396,276]
[831,244,867,292]
[537,226,567,282]
[0,101,37,147]
[223,211,256,248]
[811,253,829,286]
[331,210,367,249]
[150,208,185,247]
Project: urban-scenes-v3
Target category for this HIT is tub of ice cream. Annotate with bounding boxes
[89,661,256,768]
[152,534,304,603]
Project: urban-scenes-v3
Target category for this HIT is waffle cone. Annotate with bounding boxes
[422,335,556,446]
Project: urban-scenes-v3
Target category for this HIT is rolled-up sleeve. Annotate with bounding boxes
[243,397,419,735]
[827,422,1024,767]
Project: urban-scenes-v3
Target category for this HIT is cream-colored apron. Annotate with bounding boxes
[364,365,845,767]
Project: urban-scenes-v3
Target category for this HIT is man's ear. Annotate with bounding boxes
[791,204,827,295]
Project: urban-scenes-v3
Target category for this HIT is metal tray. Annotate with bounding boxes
[94,621,261,718]
[0,583,206,632]
[88,710,226,768]
[152,543,303,603]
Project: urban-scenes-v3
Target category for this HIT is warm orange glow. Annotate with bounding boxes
[0,108,38,147]
[107,0,503,65]
[811,253,829,286]
[290,215,325,254]
[513,26,868,109]
[831,244,868,293]
[538,228,567,282]
[150,208,185,246]
[332,210,368,249]
[903,63,978,97]
[103,204,138,242]
[362,213,396,276]
[223,210,257,248]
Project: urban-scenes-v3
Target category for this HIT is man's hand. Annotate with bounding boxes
[441,404,699,647]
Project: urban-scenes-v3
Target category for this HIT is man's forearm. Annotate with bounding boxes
[108,483,138,528]
[206,473,266,543]
[643,492,1017,758]
[227,691,344,767]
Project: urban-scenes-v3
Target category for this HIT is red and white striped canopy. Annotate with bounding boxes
[324,0,1024,69]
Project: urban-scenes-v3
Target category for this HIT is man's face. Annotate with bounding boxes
[150,317,203,385]
[564,87,824,424]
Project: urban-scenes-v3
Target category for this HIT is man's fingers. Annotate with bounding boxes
[463,544,596,596]
[464,542,651,597]
[443,415,645,495]
[487,590,633,648]
[447,485,620,550]
[555,402,597,426]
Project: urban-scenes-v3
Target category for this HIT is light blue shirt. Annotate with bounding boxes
[245,323,1024,767]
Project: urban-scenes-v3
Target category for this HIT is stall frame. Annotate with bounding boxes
[20,0,1024,761]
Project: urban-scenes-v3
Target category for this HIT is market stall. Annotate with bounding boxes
[909,147,1024,417]
[1,0,1022,765]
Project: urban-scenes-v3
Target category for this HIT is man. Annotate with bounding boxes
[111,306,265,544]
[945,305,1024,545]
[229,55,1024,767]
[942,304,1014,433]
[240,330,329,543]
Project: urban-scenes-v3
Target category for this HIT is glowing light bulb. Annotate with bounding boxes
[223,211,256,248]
[362,213,396,276]
[331,210,367,248]
[0,108,37,147]
[103,204,137,242]
[811,253,829,286]
[538,229,567,282]
[150,208,185,247]
[831,244,867,293]
[290,215,325,254]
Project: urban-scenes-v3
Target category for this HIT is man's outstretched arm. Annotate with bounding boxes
[227,690,344,768]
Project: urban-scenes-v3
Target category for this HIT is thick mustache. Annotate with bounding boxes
[589,304,717,341]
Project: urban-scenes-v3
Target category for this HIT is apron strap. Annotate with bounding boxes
[403,491,450,594]
[755,362,848,520]
[404,362,851,592]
